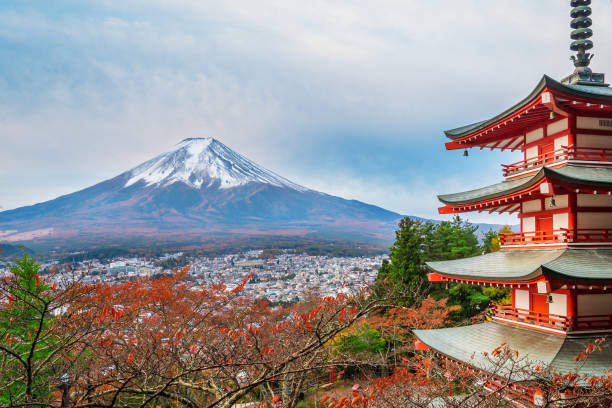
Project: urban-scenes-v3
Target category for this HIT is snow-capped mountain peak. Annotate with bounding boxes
[124,138,308,191]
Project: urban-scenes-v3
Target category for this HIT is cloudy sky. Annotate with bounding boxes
[1,0,612,224]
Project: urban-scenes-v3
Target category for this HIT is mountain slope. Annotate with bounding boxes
[0,138,402,251]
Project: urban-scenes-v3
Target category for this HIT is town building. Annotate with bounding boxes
[414,1,612,406]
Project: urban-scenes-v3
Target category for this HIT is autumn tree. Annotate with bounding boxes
[42,268,385,408]
[483,224,513,254]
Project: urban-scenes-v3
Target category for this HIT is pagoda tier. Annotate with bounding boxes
[445,76,612,154]
[426,249,612,335]
[414,323,612,401]
[438,165,612,248]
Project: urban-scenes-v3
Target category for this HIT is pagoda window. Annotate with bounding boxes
[577,116,612,131]
[547,118,568,136]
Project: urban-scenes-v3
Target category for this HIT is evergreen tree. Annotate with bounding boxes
[377,216,507,318]
[375,218,434,304]
[429,216,480,261]
[0,252,54,404]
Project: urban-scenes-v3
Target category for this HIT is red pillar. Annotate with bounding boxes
[566,289,577,330]
[568,193,577,242]
[568,115,577,148]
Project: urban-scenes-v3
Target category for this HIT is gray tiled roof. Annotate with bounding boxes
[437,177,529,206]
[542,249,612,281]
[446,75,612,140]
[414,322,612,381]
[553,165,612,187]
[568,83,612,97]
[438,165,612,205]
[426,249,612,282]
[426,249,563,281]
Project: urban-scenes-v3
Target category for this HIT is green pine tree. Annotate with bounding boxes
[0,252,56,405]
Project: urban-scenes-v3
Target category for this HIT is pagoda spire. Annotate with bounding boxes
[570,0,594,70]
[562,0,608,86]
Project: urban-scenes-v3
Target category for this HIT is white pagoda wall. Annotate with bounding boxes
[577,194,612,207]
[577,134,612,149]
[577,294,612,316]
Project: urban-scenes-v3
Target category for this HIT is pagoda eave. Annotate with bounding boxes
[437,165,612,215]
[428,272,544,288]
[445,75,612,151]
[414,323,612,382]
[425,248,612,285]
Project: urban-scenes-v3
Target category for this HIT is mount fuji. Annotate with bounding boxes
[0,138,403,252]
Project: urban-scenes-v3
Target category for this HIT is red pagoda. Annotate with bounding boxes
[414,1,612,406]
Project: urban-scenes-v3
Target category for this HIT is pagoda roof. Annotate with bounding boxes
[446,75,612,140]
[426,248,612,283]
[438,164,612,206]
[444,75,612,150]
[414,322,612,381]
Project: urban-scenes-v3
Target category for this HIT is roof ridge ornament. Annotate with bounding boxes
[562,0,608,86]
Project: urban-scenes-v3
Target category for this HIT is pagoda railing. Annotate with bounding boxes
[491,304,612,332]
[502,145,612,177]
[499,230,569,246]
[492,304,570,331]
[499,229,611,246]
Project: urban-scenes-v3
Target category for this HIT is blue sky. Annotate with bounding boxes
[1,0,612,224]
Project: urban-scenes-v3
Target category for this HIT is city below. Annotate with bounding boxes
[0,250,383,303]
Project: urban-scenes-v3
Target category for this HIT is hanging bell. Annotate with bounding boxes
[549,196,557,208]
[549,111,557,120]
[463,149,469,157]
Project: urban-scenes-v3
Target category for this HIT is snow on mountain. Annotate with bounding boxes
[125,138,309,192]
[0,137,405,251]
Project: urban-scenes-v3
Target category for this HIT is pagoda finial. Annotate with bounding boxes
[562,0,608,86]
[570,0,594,71]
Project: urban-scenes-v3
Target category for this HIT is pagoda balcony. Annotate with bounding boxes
[491,304,612,333]
[501,146,612,178]
[499,229,611,247]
